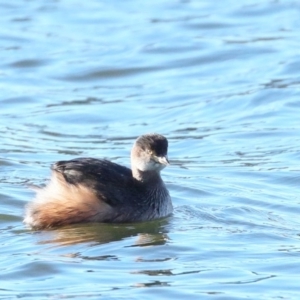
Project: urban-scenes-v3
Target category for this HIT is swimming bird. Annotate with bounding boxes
[24,133,172,229]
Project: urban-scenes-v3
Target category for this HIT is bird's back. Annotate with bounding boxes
[53,157,139,207]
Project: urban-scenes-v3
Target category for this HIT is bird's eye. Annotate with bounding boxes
[146,149,153,155]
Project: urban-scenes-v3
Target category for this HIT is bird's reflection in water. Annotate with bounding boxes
[34,217,171,247]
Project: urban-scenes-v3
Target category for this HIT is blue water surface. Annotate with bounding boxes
[1,0,300,299]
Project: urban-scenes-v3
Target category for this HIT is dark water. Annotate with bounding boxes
[1,0,300,299]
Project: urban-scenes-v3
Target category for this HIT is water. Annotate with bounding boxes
[1,0,300,298]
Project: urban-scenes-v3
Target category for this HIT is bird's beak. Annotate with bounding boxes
[157,155,169,166]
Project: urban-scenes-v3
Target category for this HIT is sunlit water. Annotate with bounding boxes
[1,0,300,299]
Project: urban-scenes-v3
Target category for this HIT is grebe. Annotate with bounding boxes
[24,133,172,229]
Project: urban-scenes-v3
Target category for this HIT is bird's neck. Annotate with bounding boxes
[132,167,161,183]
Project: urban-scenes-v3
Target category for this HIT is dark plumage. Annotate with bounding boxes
[24,133,172,229]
